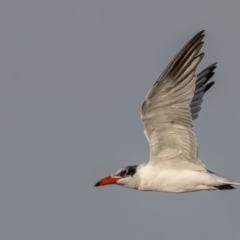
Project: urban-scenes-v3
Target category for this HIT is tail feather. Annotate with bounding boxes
[207,169,240,190]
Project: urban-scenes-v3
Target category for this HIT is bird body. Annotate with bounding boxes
[118,164,237,192]
[94,31,240,193]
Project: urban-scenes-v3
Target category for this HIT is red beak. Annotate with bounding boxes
[94,175,120,187]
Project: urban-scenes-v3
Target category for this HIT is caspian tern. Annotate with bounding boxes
[94,30,240,193]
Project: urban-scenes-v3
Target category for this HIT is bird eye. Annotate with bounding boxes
[119,169,127,176]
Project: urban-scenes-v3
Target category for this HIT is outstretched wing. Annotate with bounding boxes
[141,31,215,170]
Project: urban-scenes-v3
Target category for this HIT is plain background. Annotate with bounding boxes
[0,1,240,240]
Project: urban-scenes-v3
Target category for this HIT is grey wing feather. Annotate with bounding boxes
[141,31,216,170]
[191,63,217,120]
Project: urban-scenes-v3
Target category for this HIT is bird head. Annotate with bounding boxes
[94,165,138,187]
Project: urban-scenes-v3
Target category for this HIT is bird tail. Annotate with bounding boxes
[207,169,240,190]
[214,180,240,190]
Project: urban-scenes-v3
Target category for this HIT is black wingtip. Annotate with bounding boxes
[197,62,217,78]
[197,30,205,39]
[215,184,236,190]
[204,82,215,93]
[197,30,205,35]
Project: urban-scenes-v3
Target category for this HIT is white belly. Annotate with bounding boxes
[138,166,217,193]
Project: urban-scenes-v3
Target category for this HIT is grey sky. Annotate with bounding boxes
[0,0,240,239]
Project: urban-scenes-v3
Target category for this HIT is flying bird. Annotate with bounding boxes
[94,31,240,193]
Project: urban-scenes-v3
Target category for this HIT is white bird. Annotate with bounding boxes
[94,30,240,193]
